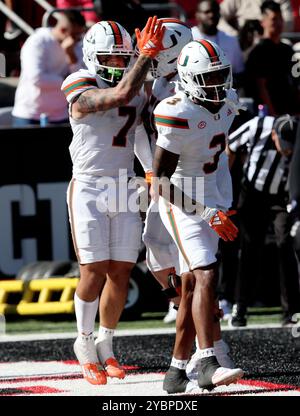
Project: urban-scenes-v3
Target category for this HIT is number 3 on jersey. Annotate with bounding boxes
[203,133,226,174]
[112,107,136,147]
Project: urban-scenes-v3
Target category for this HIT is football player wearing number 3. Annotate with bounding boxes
[152,39,245,390]
[61,17,165,386]
[138,19,237,394]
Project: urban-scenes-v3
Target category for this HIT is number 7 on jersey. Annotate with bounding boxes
[112,107,136,147]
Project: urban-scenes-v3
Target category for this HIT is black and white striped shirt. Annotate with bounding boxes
[228,116,290,195]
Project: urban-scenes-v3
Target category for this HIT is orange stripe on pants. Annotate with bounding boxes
[67,178,81,264]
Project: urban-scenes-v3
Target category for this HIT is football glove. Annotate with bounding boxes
[135,16,166,59]
[200,208,238,242]
[209,210,238,242]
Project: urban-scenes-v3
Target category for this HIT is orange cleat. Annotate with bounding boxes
[74,334,107,385]
[104,358,126,379]
[81,363,107,385]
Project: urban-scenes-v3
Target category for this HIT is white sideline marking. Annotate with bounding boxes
[0,328,175,343]
[222,323,283,331]
[0,323,288,343]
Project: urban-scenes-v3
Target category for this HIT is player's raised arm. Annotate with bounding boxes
[72,17,165,116]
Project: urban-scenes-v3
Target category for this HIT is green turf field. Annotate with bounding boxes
[1,308,289,334]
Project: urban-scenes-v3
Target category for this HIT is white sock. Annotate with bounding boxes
[98,325,115,341]
[171,357,188,370]
[74,293,99,335]
[195,339,226,354]
[195,336,199,350]
[96,326,115,362]
[199,348,215,359]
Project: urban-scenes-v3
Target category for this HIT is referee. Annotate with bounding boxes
[227,114,300,326]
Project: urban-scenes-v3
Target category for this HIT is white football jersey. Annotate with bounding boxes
[154,89,238,210]
[62,69,147,181]
[146,73,178,152]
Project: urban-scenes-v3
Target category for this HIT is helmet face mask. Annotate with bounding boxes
[95,53,132,86]
[178,40,232,103]
[83,21,134,86]
[192,66,232,102]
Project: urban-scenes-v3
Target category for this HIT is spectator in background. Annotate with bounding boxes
[56,0,99,26]
[12,10,86,126]
[173,0,225,26]
[228,114,300,327]
[191,0,245,87]
[172,0,199,26]
[219,0,294,35]
[3,0,21,40]
[245,1,299,116]
[100,0,149,35]
[239,19,263,60]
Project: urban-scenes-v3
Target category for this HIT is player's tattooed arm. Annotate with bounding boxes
[72,55,151,118]
[72,16,166,118]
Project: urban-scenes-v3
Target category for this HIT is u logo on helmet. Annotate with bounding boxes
[148,19,192,78]
[178,52,189,67]
[169,34,178,48]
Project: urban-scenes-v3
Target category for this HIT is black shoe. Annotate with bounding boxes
[230,304,247,327]
[198,356,244,389]
[197,356,220,389]
[163,366,191,394]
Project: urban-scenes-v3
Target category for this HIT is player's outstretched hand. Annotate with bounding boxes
[135,16,166,59]
[209,210,238,242]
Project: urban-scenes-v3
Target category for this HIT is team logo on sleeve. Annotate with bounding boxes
[198,121,207,129]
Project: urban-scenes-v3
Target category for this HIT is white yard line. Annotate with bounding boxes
[0,328,176,342]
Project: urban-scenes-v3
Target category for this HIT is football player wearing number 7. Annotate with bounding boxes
[152,39,245,390]
[61,16,165,386]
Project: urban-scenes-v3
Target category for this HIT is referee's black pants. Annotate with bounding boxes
[235,187,300,316]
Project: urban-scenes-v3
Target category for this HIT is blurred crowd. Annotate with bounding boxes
[2,0,300,117]
[0,0,300,325]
